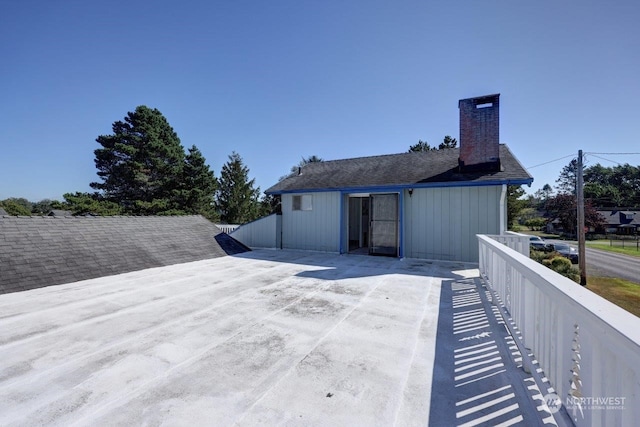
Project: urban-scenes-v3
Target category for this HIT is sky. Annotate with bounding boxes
[1,0,639,202]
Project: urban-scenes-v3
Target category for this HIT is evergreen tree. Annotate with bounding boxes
[91,106,186,215]
[183,145,218,219]
[216,152,261,224]
[408,140,433,152]
[62,192,123,216]
[409,136,457,152]
[280,155,324,180]
[31,199,63,215]
[506,185,526,229]
[555,159,578,195]
[438,135,458,149]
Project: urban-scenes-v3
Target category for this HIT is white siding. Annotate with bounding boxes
[281,192,341,252]
[404,186,502,262]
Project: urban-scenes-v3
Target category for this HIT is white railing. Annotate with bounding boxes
[497,231,531,257]
[215,223,240,234]
[478,234,640,426]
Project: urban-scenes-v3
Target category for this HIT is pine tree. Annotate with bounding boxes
[216,152,261,224]
[91,106,186,215]
[438,135,458,149]
[183,145,217,219]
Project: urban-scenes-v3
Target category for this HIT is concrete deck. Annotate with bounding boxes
[0,250,563,426]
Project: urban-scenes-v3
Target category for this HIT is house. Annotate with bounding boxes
[265,94,533,262]
[598,209,640,235]
[47,209,73,217]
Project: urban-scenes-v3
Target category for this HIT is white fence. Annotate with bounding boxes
[478,234,640,426]
[214,224,240,234]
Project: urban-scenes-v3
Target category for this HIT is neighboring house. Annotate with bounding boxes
[0,208,8,216]
[265,94,533,262]
[598,210,640,235]
[48,209,73,216]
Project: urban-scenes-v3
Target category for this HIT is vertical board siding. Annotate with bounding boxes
[282,192,341,252]
[404,186,502,262]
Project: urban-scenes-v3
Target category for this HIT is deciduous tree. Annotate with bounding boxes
[0,198,32,216]
[544,194,605,234]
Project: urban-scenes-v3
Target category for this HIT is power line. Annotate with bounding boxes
[526,154,576,170]
[586,152,640,155]
[586,154,623,166]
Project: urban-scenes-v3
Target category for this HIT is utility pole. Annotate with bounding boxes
[577,150,587,286]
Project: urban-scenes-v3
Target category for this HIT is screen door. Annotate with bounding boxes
[369,193,398,256]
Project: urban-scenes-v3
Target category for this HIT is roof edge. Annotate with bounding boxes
[266,178,534,195]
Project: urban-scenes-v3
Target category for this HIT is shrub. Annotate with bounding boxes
[531,250,580,283]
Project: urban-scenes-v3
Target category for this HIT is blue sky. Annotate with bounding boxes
[1,0,639,202]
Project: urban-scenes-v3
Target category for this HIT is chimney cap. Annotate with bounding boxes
[458,93,500,107]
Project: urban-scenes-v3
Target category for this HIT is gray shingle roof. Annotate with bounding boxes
[266,144,532,194]
[0,215,248,294]
[598,210,640,227]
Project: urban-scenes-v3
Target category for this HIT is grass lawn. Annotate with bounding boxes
[587,277,640,317]
[586,240,640,258]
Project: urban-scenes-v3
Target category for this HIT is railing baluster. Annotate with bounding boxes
[477,234,640,426]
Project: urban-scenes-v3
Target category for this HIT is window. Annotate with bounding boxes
[292,195,312,211]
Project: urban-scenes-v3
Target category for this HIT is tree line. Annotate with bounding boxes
[0,106,271,224]
[517,159,640,234]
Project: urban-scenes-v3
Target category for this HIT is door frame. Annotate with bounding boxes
[344,192,401,257]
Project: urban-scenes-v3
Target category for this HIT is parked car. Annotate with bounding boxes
[548,243,579,264]
[528,236,550,251]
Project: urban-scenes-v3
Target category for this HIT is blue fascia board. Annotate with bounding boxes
[266,178,534,195]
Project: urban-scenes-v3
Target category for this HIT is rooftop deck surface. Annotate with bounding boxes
[0,250,564,426]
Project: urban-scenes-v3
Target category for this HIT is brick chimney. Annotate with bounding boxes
[458,94,500,172]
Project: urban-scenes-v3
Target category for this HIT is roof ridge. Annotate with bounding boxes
[305,147,461,167]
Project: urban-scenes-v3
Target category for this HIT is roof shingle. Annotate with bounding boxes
[0,215,248,294]
[266,144,532,194]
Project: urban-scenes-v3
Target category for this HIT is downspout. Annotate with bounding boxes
[398,190,404,258]
[499,184,507,234]
[339,192,345,254]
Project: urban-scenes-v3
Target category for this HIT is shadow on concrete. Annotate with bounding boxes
[230,249,473,282]
[429,277,573,426]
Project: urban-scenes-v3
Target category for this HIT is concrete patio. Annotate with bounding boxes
[0,250,564,426]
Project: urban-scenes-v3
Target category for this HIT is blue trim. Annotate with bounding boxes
[339,194,344,254]
[266,178,534,195]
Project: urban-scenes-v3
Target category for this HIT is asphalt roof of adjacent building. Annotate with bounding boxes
[0,215,248,294]
[266,144,533,194]
[598,210,640,226]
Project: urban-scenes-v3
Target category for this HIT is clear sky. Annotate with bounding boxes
[1,0,639,202]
